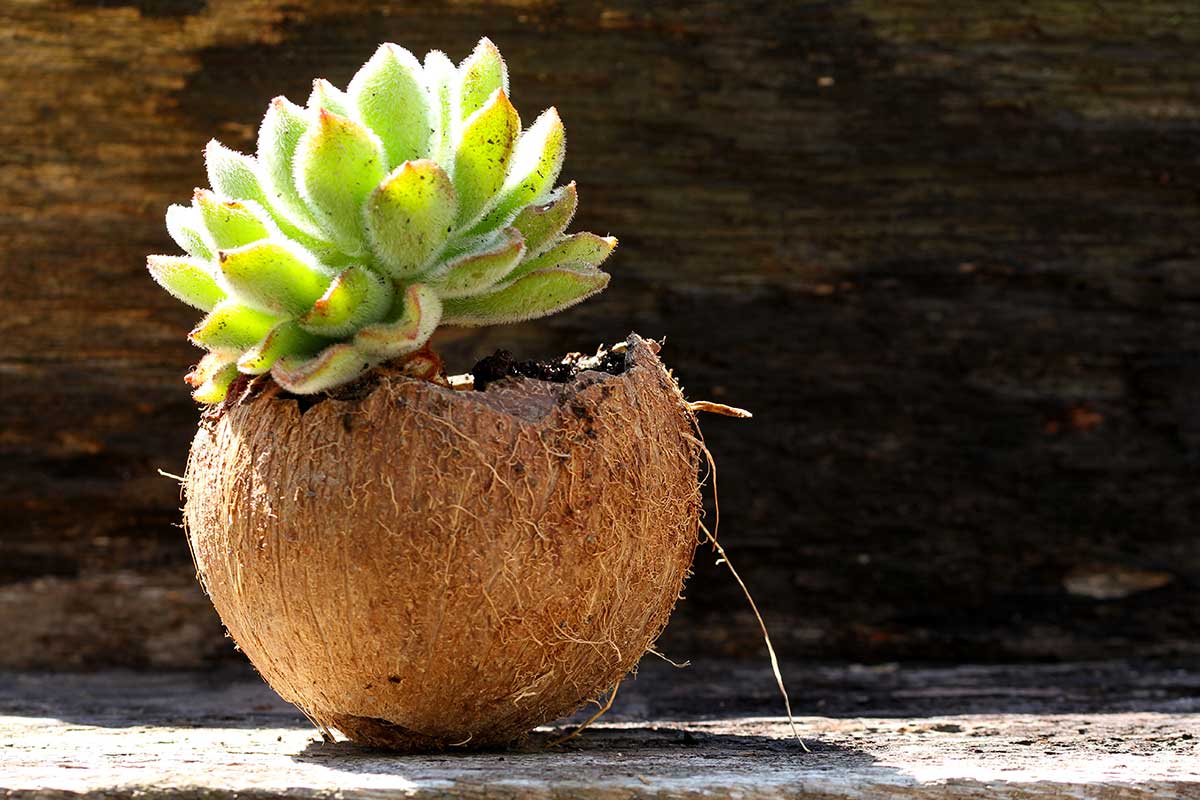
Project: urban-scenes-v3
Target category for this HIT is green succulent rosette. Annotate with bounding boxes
[148,39,615,402]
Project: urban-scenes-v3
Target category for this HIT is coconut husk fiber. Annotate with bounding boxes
[183,333,703,751]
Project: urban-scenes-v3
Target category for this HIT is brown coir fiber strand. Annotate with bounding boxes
[184,334,702,751]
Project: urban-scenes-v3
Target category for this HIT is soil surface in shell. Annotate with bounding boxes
[218,344,633,416]
[470,349,627,391]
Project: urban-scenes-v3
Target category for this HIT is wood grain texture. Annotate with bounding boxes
[1,0,1198,667]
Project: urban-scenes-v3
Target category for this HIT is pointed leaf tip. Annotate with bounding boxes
[186,351,235,388]
[194,190,275,250]
[147,255,226,312]
[165,203,214,261]
[308,78,351,116]
[204,140,268,207]
[511,231,617,282]
[458,37,509,121]
[187,353,240,404]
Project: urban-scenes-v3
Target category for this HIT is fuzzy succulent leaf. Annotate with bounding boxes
[364,159,457,277]
[207,139,334,258]
[194,191,274,250]
[152,39,613,402]
[354,283,442,358]
[348,44,432,168]
[273,343,370,394]
[295,111,387,254]
[298,266,392,337]
[238,320,327,374]
[186,353,240,404]
[147,255,226,311]
[458,38,508,121]
[189,301,280,351]
[508,232,616,282]
[424,50,458,166]
[308,79,351,116]
[218,241,331,316]
[258,97,320,228]
[464,108,565,237]
[442,264,609,326]
[186,351,236,384]
[425,228,524,298]
[453,89,520,225]
[165,204,215,260]
[510,182,577,260]
[205,141,267,206]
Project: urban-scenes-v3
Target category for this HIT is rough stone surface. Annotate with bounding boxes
[3,0,1200,669]
[2,662,1198,799]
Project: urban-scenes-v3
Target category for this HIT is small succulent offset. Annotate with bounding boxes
[148,38,615,403]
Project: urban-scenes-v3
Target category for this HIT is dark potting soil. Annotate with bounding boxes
[470,348,626,391]
[217,346,629,416]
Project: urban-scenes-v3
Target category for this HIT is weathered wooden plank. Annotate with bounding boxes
[1,0,1199,666]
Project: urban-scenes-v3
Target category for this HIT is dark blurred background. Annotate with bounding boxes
[1,0,1197,670]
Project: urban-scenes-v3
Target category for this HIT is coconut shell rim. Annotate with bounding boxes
[204,331,677,429]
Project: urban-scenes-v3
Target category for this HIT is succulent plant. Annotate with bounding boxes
[148,38,615,403]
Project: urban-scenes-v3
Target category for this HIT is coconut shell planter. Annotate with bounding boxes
[151,39,724,751]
